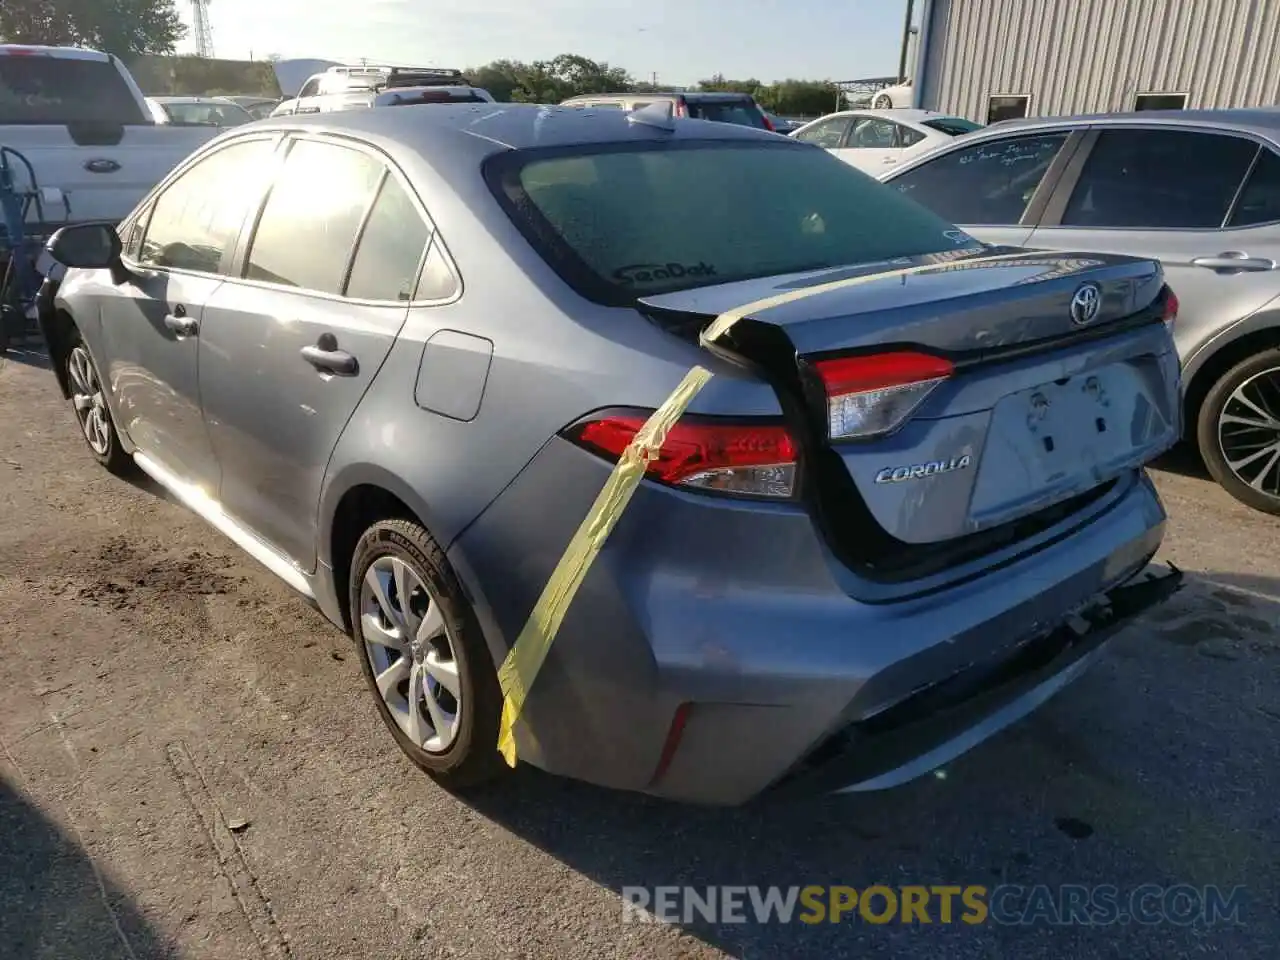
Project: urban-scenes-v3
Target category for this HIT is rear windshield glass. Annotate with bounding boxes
[685,99,768,129]
[0,56,147,125]
[491,141,976,301]
[921,117,984,136]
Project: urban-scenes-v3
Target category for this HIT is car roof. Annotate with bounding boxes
[974,107,1280,140]
[245,101,780,155]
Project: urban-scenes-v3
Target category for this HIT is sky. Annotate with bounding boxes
[175,0,912,87]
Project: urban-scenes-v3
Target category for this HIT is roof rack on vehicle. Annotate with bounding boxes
[326,64,468,88]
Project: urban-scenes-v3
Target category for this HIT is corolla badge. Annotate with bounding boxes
[874,454,972,484]
[84,158,121,174]
[1070,281,1102,325]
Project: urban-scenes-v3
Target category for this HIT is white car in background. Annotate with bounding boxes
[790,108,983,174]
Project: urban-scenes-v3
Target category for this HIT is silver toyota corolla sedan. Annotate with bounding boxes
[37,104,1182,805]
[880,109,1280,515]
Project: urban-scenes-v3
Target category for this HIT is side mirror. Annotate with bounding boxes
[47,222,122,271]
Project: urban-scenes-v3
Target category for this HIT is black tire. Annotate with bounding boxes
[64,329,134,476]
[1197,347,1280,515]
[348,518,505,790]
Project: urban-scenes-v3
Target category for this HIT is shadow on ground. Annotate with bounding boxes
[0,776,174,960]
[465,569,1278,958]
[1149,442,1210,481]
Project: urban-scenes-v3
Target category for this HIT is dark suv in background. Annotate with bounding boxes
[560,91,775,131]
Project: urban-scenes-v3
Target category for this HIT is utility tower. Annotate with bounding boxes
[192,0,215,58]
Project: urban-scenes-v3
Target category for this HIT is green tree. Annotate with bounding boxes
[1,0,186,57]
[697,74,763,96]
[467,54,633,104]
[758,79,841,117]
[464,59,524,103]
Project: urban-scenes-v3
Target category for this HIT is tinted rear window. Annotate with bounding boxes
[0,55,147,125]
[685,99,768,129]
[921,117,984,136]
[490,141,975,302]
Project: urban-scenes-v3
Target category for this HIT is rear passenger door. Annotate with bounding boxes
[198,136,434,571]
[1027,127,1280,362]
[884,130,1079,246]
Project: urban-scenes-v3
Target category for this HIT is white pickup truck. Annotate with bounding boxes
[1,44,218,229]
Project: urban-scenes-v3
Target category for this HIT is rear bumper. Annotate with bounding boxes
[770,563,1182,798]
[448,439,1172,807]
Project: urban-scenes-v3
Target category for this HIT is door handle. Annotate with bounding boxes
[301,338,358,376]
[1191,252,1277,272]
[163,308,198,336]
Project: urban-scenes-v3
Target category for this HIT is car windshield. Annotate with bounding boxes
[162,100,254,126]
[0,55,147,125]
[685,99,769,129]
[921,117,984,136]
[492,141,977,301]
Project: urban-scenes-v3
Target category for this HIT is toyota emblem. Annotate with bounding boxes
[1070,282,1102,325]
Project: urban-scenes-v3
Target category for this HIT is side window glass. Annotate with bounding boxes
[899,125,926,148]
[1062,129,1258,229]
[1228,149,1280,228]
[848,118,898,148]
[415,240,459,301]
[139,138,274,273]
[889,133,1068,225]
[298,79,319,98]
[345,174,434,301]
[795,117,850,148]
[245,139,383,293]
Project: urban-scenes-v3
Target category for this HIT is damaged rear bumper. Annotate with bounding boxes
[771,562,1184,798]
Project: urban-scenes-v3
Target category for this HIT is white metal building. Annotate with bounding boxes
[912,0,1280,123]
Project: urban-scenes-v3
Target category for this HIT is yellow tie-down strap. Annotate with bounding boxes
[496,249,1038,765]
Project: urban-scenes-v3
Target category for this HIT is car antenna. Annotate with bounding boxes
[627,101,677,132]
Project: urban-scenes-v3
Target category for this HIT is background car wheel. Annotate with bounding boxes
[65,331,133,476]
[1197,348,1280,514]
[348,518,504,789]
[872,93,893,109]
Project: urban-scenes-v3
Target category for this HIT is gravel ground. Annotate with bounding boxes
[1,347,1277,959]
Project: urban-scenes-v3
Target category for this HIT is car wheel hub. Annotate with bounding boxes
[359,554,461,754]
[1217,367,1280,498]
[68,345,110,455]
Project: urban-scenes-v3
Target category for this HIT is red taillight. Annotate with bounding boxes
[761,113,775,131]
[565,413,798,498]
[1162,288,1179,328]
[674,100,688,118]
[2,48,41,57]
[811,351,955,440]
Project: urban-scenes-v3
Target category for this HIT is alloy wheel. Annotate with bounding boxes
[68,345,111,456]
[1217,367,1280,497]
[359,555,462,753]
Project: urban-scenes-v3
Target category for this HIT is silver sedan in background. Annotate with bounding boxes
[881,109,1280,514]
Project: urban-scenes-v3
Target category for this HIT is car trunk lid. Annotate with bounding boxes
[638,248,1180,558]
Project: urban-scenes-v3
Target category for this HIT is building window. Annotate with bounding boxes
[1134,93,1187,111]
[986,95,1029,124]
